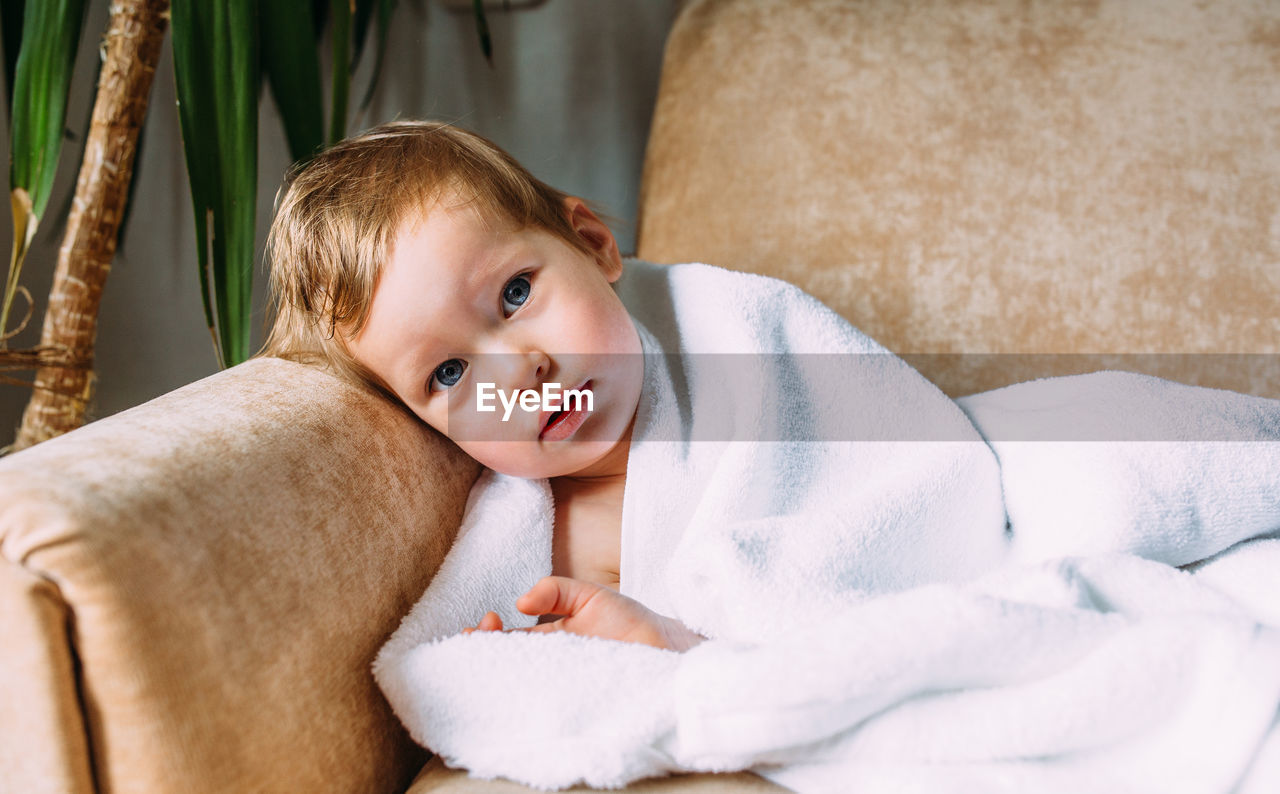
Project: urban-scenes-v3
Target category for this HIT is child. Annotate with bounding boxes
[266,120,718,652]
[262,121,1280,792]
[264,119,1005,655]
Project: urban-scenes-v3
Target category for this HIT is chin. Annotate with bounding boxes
[464,409,632,479]
[471,455,542,480]
[472,451,570,480]
[479,445,614,480]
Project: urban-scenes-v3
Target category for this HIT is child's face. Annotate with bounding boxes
[347,196,643,480]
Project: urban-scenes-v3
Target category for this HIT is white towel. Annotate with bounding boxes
[374,261,1280,792]
[679,554,1280,794]
[612,261,1010,639]
[956,371,1280,566]
[381,553,1280,793]
[1186,534,1280,628]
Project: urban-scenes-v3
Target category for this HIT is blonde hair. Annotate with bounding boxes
[260,120,594,392]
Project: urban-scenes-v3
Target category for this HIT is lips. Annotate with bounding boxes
[539,380,592,441]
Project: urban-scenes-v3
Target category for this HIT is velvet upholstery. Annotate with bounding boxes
[638,0,1280,397]
[0,358,479,793]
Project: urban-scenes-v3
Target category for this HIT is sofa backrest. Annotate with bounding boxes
[0,358,479,794]
[637,0,1280,397]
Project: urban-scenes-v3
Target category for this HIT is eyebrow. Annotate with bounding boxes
[462,247,518,305]
[416,245,519,376]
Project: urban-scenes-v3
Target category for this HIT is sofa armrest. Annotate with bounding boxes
[0,357,480,793]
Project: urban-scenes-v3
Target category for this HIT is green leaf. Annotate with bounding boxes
[261,0,324,164]
[1,0,25,112]
[9,0,86,221]
[471,0,491,66]
[328,0,351,144]
[44,56,96,248]
[3,0,87,342]
[352,0,375,70]
[356,0,396,113]
[311,0,329,42]
[171,0,259,368]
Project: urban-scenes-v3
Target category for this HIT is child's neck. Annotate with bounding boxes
[551,460,627,494]
[547,428,631,592]
[551,468,626,495]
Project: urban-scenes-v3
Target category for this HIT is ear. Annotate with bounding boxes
[564,197,623,282]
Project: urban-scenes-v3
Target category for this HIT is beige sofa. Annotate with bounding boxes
[3,1,1277,792]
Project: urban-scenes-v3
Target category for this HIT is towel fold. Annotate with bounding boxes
[956,371,1280,567]
[383,554,1280,793]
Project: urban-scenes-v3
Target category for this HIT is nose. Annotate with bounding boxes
[484,343,551,394]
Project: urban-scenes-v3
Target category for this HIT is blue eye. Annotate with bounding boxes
[431,359,466,391]
[501,274,531,316]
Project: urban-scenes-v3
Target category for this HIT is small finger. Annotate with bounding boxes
[477,611,504,632]
[516,576,599,618]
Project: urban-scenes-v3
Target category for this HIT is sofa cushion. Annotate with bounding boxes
[0,357,479,793]
[638,0,1280,397]
[0,562,94,794]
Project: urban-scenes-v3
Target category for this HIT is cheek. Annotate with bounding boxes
[564,291,639,356]
[461,440,544,478]
[438,391,534,446]
[437,392,493,439]
[459,439,505,466]
[410,398,450,437]
[410,390,492,444]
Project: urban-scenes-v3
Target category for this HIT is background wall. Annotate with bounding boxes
[0,0,680,447]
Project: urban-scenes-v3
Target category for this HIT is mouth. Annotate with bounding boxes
[539,380,593,441]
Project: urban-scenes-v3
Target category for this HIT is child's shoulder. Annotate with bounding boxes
[616,258,884,356]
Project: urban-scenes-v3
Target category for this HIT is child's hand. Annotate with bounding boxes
[461,576,706,652]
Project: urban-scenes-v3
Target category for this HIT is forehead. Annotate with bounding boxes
[395,195,515,263]
[345,201,525,389]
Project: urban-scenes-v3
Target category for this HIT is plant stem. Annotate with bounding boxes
[14,0,169,450]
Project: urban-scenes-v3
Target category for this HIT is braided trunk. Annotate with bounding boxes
[13,0,169,450]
